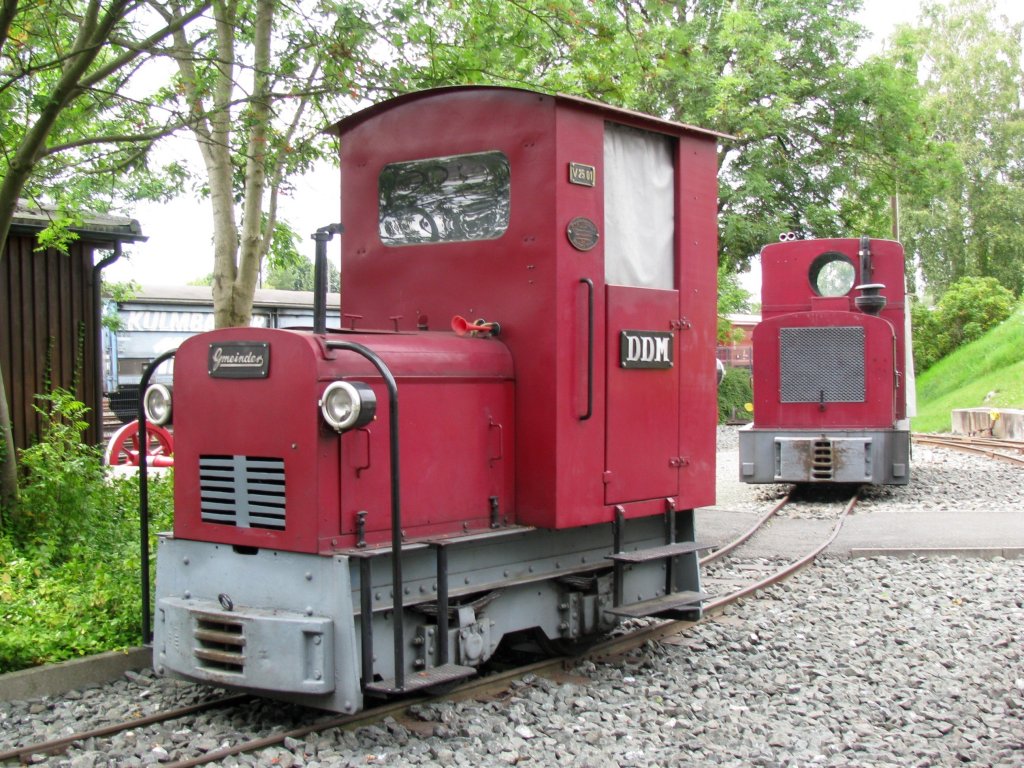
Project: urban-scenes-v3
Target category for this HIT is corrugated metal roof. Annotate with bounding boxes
[10,200,146,242]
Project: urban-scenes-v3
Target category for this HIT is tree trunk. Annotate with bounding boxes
[199,0,275,330]
[230,0,275,329]
[0,363,17,523]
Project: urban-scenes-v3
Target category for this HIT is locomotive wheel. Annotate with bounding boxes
[530,627,600,658]
[107,390,140,423]
[104,420,174,466]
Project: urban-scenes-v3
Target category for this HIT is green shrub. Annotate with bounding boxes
[0,541,144,668]
[10,390,108,557]
[717,366,753,423]
[912,277,1016,373]
[0,389,174,672]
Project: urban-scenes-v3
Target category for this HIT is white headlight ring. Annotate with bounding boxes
[320,380,377,432]
[143,383,173,426]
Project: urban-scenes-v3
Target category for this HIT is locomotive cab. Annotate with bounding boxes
[333,87,722,523]
[738,237,913,485]
[152,87,723,713]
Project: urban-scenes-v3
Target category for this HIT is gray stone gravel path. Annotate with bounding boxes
[2,428,1022,767]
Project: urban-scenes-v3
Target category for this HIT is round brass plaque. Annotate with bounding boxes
[566,217,599,252]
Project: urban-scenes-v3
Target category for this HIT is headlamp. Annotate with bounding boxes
[143,383,173,426]
[320,381,377,432]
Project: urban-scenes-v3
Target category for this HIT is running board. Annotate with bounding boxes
[607,541,700,563]
[605,590,706,619]
[364,663,476,696]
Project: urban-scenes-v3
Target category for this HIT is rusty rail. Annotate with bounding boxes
[8,490,862,766]
[912,433,1024,467]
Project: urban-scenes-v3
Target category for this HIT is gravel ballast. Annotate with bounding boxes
[2,429,1022,767]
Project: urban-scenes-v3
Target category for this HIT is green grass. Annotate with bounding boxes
[913,302,1024,433]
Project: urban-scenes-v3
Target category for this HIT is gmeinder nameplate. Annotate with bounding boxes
[208,342,270,378]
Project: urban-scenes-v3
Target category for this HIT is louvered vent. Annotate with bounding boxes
[779,327,865,403]
[194,615,245,674]
[199,455,286,529]
[811,440,834,480]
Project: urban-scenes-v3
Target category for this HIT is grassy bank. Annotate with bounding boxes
[912,303,1024,433]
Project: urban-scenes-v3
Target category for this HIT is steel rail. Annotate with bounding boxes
[12,493,859,766]
[951,436,1023,452]
[161,657,567,768]
[704,490,860,612]
[912,433,1024,452]
[699,492,792,565]
[913,434,1024,467]
[163,491,862,766]
[593,488,860,655]
[0,694,249,764]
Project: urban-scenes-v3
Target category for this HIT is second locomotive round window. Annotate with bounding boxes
[378,151,510,245]
[808,251,857,297]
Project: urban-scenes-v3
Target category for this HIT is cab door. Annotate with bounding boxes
[602,123,681,505]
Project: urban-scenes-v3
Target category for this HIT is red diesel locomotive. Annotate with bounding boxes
[738,236,914,485]
[148,86,723,713]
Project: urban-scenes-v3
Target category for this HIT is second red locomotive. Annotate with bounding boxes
[739,236,914,485]
[149,86,723,712]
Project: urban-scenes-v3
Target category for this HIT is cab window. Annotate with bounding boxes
[604,123,675,289]
[379,151,510,245]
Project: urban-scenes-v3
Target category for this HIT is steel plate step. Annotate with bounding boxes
[364,663,476,696]
[607,541,700,563]
[606,590,707,619]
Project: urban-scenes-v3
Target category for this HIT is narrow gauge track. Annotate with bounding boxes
[587,486,861,666]
[699,489,858,611]
[912,432,1024,467]
[3,490,860,767]
[0,695,250,764]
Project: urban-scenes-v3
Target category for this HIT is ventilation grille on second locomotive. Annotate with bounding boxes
[811,440,834,480]
[199,455,286,529]
[779,326,865,403]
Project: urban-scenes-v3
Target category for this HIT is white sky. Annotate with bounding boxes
[103,155,341,286]
[102,0,1020,288]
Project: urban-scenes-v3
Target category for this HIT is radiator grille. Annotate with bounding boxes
[811,440,834,480]
[779,327,865,403]
[199,455,286,529]
[194,615,245,674]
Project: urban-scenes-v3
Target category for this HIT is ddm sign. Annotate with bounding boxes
[619,330,674,369]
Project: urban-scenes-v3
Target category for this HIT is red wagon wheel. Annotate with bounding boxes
[104,420,175,467]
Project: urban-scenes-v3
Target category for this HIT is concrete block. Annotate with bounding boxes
[951,407,1024,440]
[849,547,1024,560]
[0,647,150,703]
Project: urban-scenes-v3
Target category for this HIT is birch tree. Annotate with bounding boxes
[151,0,391,328]
[897,0,1024,298]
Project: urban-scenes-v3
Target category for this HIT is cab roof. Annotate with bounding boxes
[329,85,733,142]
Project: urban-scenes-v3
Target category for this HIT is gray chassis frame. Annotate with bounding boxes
[153,512,701,713]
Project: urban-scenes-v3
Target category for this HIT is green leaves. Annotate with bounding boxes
[0,388,175,672]
[898,0,1024,297]
[390,0,918,269]
[148,0,396,327]
[717,367,753,424]
[395,0,1022,309]
[911,276,1016,372]
[0,1,212,223]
